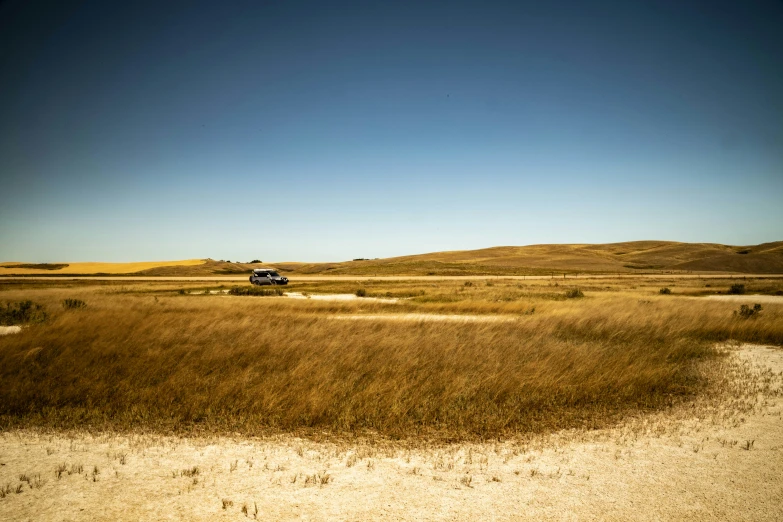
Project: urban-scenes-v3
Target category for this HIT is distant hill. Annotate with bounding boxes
[2,242,782,276]
[0,259,206,276]
[275,241,783,276]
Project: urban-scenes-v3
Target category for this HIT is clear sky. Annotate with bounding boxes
[1,0,781,262]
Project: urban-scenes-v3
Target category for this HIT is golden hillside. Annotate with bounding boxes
[2,241,781,276]
[0,259,206,275]
[276,241,783,275]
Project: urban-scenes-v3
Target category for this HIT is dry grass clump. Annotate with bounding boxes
[227,286,284,296]
[0,300,48,325]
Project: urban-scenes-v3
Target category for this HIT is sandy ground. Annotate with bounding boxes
[285,292,399,303]
[0,326,22,336]
[704,294,783,304]
[1,344,781,521]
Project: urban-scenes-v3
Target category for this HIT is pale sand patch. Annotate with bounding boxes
[330,313,516,322]
[0,326,22,336]
[284,292,399,303]
[704,294,783,304]
[0,345,781,521]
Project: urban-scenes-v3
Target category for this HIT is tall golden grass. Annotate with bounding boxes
[0,280,781,440]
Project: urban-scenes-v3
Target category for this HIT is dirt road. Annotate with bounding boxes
[1,344,780,521]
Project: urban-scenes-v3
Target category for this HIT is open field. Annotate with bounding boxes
[1,276,782,519]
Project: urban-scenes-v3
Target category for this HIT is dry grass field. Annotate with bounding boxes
[1,276,782,519]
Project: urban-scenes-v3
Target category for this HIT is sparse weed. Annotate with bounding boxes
[564,288,584,298]
[180,466,200,477]
[62,298,87,310]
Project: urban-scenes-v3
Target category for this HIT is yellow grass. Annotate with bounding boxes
[2,277,780,440]
[0,259,205,275]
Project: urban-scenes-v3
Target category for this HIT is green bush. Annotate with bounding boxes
[0,301,47,325]
[728,284,746,295]
[228,286,283,296]
[249,260,262,264]
[565,288,584,298]
[659,288,671,295]
[355,288,367,297]
[62,298,87,310]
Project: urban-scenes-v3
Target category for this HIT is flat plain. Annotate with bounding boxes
[1,274,782,520]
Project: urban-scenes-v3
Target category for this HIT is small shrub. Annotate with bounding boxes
[735,304,762,319]
[464,281,473,287]
[659,288,671,295]
[249,259,262,264]
[728,284,746,295]
[62,298,87,310]
[564,288,584,298]
[355,288,367,297]
[228,286,283,296]
[0,301,47,325]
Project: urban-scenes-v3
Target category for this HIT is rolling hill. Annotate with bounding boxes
[274,241,783,276]
[2,241,782,276]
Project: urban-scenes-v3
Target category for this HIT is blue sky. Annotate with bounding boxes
[1,0,781,262]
